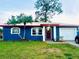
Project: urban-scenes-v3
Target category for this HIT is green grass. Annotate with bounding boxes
[0,41,79,59]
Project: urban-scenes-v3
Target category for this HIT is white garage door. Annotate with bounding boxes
[60,28,77,40]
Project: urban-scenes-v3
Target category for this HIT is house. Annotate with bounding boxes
[0,23,78,41]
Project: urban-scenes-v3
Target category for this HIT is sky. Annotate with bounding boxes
[0,0,79,24]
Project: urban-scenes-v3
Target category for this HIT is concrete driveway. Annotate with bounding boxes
[46,40,79,48]
[65,40,79,47]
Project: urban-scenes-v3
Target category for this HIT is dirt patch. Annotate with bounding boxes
[40,48,62,54]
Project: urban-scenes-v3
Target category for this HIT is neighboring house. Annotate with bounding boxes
[0,23,78,41]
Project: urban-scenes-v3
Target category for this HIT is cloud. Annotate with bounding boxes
[0,10,35,24]
[52,13,79,25]
[0,10,79,25]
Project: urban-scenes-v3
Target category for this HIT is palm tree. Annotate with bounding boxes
[17,13,33,40]
[7,14,33,40]
[7,16,18,25]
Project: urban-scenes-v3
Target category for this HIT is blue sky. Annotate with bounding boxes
[0,0,79,24]
[0,0,35,11]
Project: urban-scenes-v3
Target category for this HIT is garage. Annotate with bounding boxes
[59,28,77,41]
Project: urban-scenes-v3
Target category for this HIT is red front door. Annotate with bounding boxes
[45,28,52,40]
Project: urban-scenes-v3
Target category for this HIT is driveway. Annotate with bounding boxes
[46,40,79,48]
[65,40,79,47]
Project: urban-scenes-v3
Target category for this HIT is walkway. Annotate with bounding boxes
[46,41,79,48]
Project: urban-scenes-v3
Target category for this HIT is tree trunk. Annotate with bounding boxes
[45,12,47,22]
[44,5,48,22]
[23,25,26,40]
[23,23,26,40]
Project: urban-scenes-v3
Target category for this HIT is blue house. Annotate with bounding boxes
[1,23,78,41]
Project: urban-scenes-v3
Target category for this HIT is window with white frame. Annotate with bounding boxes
[31,27,42,36]
[11,27,20,34]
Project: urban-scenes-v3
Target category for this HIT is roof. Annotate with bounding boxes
[0,22,79,27]
[0,24,41,27]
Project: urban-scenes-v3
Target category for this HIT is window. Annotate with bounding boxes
[31,27,42,36]
[38,28,42,35]
[11,27,20,34]
[32,28,37,35]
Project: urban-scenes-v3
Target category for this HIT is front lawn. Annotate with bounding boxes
[0,41,79,59]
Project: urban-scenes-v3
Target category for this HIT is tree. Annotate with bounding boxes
[7,16,18,25]
[17,14,33,40]
[0,28,3,33]
[7,14,33,40]
[35,0,63,22]
[17,14,33,25]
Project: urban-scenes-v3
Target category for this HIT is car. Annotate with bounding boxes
[75,30,79,44]
[75,36,79,44]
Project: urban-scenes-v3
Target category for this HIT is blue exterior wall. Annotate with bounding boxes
[3,26,77,41]
[3,26,43,41]
[51,27,54,41]
[25,26,43,41]
[56,26,59,41]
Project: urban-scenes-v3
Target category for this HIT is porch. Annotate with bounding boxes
[42,26,58,41]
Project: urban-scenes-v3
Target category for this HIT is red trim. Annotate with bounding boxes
[0,24,78,27]
[41,24,59,26]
